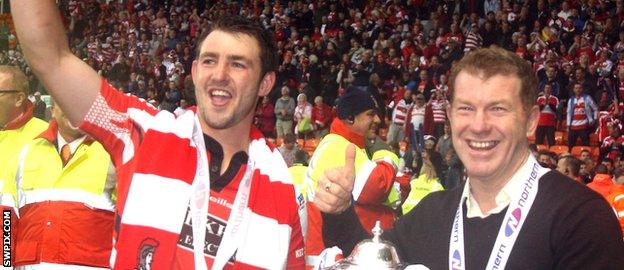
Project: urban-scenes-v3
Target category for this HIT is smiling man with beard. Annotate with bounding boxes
[11,2,306,269]
[313,47,624,269]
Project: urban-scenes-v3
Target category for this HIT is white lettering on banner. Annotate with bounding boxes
[452,210,460,243]
[492,243,506,269]
[448,155,547,270]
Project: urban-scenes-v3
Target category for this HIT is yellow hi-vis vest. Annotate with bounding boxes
[401,173,444,215]
[16,138,116,211]
[0,117,47,211]
[305,134,400,205]
[289,163,308,200]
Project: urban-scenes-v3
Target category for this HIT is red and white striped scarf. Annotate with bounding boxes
[81,81,306,269]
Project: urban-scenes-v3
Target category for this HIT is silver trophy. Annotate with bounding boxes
[323,221,405,269]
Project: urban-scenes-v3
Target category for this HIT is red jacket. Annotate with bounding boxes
[311,103,333,130]
[254,102,276,136]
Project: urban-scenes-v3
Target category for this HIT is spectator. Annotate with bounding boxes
[580,158,595,184]
[160,80,181,112]
[556,155,583,183]
[402,149,444,215]
[429,89,448,139]
[311,96,333,138]
[405,93,434,154]
[588,164,621,199]
[386,89,412,147]
[294,93,313,139]
[254,96,276,138]
[32,91,47,121]
[567,83,598,149]
[278,133,300,168]
[274,85,295,139]
[173,98,190,117]
[288,150,310,200]
[536,83,559,146]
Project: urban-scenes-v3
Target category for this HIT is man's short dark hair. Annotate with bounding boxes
[283,133,297,144]
[595,164,609,174]
[561,156,581,177]
[195,16,278,78]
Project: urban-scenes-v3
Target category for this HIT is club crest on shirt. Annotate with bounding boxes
[136,237,159,270]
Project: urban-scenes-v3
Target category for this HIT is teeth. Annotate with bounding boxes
[469,140,496,149]
[210,90,231,97]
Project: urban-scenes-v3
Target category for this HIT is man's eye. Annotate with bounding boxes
[491,106,507,112]
[233,62,246,68]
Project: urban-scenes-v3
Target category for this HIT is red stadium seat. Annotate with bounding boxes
[571,146,592,158]
[549,145,569,156]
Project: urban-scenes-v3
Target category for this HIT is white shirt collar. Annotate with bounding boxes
[57,132,87,155]
[464,152,538,218]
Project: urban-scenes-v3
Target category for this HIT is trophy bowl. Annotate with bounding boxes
[323,221,404,270]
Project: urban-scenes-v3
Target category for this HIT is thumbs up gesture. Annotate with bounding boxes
[313,144,357,214]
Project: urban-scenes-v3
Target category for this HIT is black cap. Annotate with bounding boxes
[336,88,378,119]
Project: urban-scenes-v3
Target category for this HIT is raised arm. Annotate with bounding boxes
[11,0,100,126]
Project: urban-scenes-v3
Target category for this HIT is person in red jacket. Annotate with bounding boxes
[254,96,276,138]
[311,96,333,138]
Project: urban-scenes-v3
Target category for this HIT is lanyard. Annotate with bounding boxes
[190,117,255,270]
[449,158,545,270]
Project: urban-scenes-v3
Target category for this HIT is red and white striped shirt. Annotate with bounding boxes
[571,98,589,130]
[430,99,447,124]
[537,95,559,126]
[389,99,410,126]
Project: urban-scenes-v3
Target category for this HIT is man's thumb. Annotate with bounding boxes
[343,144,356,186]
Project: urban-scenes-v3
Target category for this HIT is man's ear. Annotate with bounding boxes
[14,92,26,108]
[259,71,276,97]
[191,60,198,86]
[526,105,540,137]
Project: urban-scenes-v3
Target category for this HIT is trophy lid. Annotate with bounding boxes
[324,221,404,270]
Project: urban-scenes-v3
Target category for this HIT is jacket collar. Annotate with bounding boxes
[3,100,34,131]
[37,119,94,146]
[330,118,365,148]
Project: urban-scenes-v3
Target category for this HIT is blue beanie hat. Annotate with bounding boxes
[336,88,378,119]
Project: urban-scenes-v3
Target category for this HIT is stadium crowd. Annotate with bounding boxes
[1,0,624,268]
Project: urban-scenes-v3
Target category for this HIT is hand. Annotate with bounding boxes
[313,144,356,214]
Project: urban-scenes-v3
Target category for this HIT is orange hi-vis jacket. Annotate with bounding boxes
[608,185,624,235]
